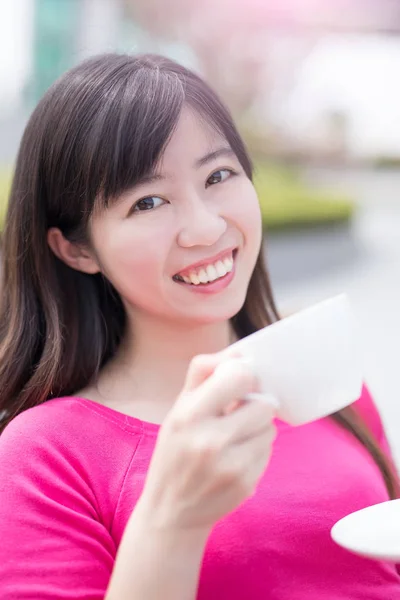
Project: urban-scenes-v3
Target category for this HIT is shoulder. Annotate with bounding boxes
[0,396,145,475]
[0,397,150,524]
[2,396,144,441]
[0,397,85,455]
[0,398,119,595]
[2,397,87,439]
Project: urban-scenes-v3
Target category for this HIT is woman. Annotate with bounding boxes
[0,53,398,599]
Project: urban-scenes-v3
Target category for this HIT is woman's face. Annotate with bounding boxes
[88,108,262,326]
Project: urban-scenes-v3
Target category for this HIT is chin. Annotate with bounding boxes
[179,297,247,326]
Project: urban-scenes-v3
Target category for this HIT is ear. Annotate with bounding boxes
[47,228,100,275]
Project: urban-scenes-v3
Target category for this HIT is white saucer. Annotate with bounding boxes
[331,499,400,562]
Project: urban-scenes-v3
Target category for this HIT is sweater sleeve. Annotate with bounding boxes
[0,408,116,599]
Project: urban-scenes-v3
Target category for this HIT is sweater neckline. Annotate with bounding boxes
[70,396,162,435]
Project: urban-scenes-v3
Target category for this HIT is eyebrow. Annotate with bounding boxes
[134,172,166,187]
[133,146,236,189]
[195,146,235,168]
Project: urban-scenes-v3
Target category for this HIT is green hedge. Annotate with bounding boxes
[0,164,355,232]
[254,164,355,231]
[373,156,400,169]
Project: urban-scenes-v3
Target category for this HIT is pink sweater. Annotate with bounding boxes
[0,386,399,599]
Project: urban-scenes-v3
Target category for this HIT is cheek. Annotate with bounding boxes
[227,182,262,247]
[91,220,170,298]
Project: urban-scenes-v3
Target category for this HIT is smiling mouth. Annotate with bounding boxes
[173,249,237,286]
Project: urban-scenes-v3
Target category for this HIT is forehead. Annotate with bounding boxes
[159,107,228,169]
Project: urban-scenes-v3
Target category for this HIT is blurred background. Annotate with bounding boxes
[1,0,400,460]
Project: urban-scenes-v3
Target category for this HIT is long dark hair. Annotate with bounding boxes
[0,53,398,498]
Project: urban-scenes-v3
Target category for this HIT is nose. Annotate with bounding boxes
[177,199,227,248]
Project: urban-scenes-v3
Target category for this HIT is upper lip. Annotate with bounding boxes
[175,247,237,277]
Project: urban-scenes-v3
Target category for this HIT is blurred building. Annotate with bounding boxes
[3,0,400,163]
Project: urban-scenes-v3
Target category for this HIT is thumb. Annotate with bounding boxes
[182,348,242,393]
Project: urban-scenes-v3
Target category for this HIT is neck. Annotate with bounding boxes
[98,311,236,415]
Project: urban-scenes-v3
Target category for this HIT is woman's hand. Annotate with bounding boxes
[138,351,277,533]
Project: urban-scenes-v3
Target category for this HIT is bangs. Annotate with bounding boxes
[84,65,185,210]
[39,53,252,235]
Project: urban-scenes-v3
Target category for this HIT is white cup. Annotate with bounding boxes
[230,294,363,426]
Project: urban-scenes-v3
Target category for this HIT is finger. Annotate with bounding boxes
[222,392,280,417]
[242,444,275,495]
[182,349,243,393]
[244,393,280,410]
[190,358,259,418]
[222,397,277,443]
[219,428,277,494]
[232,425,277,466]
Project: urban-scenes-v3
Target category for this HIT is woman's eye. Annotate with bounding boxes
[206,169,234,187]
[132,196,165,213]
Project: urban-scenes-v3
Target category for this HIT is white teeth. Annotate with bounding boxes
[205,264,218,281]
[223,258,233,272]
[175,252,235,285]
[197,268,209,284]
[215,261,228,278]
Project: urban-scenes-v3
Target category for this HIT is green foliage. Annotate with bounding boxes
[373,156,400,169]
[254,163,355,231]
[0,170,12,230]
